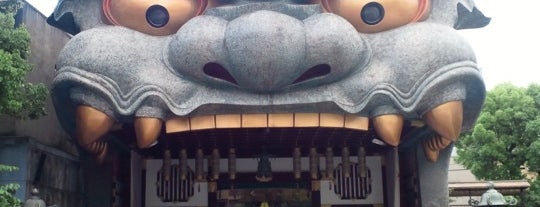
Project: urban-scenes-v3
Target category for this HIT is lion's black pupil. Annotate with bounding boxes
[146,5,169,28]
[361,2,385,25]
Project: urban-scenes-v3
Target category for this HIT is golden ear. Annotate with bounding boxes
[321,0,431,33]
[102,0,207,36]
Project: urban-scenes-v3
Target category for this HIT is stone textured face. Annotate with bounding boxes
[48,0,489,205]
[49,0,487,127]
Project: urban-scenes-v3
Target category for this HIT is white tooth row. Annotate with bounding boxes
[165,113,369,133]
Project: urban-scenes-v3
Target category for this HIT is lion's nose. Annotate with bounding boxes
[220,11,308,92]
[168,12,370,93]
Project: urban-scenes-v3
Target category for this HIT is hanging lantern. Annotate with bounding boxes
[207,152,213,180]
[309,147,319,180]
[325,147,334,179]
[255,148,273,182]
[228,148,237,180]
[180,148,188,180]
[195,148,204,181]
[342,147,350,178]
[163,149,172,181]
[211,148,220,180]
[358,146,367,178]
[293,147,302,180]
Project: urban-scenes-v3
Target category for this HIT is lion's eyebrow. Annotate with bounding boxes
[454,3,491,30]
[47,0,80,35]
[47,0,104,35]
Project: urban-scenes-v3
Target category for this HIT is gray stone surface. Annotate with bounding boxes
[418,143,454,207]
[48,0,488,204]
[51,1,486,124]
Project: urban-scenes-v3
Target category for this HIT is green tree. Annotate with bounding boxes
[456,83,540,206]
[0,0,47,119]
[0,164,21,207]
[1,1,45,206]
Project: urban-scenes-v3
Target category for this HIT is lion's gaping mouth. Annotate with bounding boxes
[73,97,463,161]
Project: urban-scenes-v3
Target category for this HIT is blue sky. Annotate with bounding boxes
[27,0,540,90]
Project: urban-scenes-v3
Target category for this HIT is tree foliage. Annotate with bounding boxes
[456,83,540,206]
[0,164,21,207]
[0,0,47,119]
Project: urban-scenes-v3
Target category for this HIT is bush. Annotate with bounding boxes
[0,164,22,207]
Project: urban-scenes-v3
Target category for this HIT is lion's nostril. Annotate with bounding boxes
[361,2,385,25]
[146,5,170,28]
[203,63,238,85]
[293,64,331,84]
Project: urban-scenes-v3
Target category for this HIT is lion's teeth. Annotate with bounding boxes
[344,114,369,130]
[435,135,452,149]
[216,114,242,128]
[241,114,269,128]
[165,113,369,133]
[135,117,163,148]
[165,117,190,133]
[422,135,453,162]
[76,105,114,146]
[268,114,293,127]
[422,138,440,162]
[190,115,217,130]
[372,114,404,147]
[87,141,108,164]
[75,105,114,163]
[293,113,319,127]
[78,102,466,164]
[423,101,463,142]
[319,113,345,127]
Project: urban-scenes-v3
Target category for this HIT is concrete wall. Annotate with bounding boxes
[0,137,29,201]
[12,3,75,154]
[0,136,81,207]
[0,3,82,206]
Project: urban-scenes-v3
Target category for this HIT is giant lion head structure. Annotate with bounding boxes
[48,0,489,206]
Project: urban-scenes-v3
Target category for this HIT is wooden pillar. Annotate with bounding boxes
[312,180,321,207]
[130,151,142,207]
[208,182,218,207]
[81,151,113,207]
[385,147,400,207]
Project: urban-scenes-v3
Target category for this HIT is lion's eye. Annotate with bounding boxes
[103,0,207,36]
[321,0,430,33]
